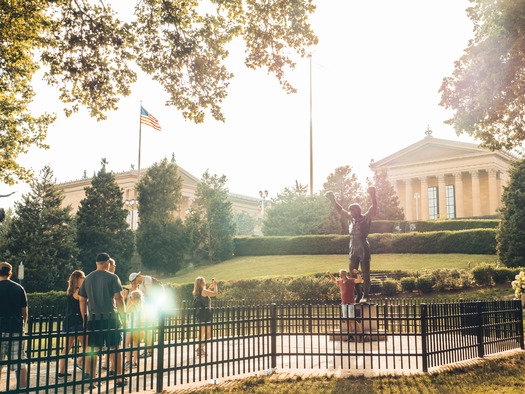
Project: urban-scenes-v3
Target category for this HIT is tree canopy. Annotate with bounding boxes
[497,157,525,267]
[0,0,318,185]
[2,166,78,292]
[440,0,525,151]
[136,158,187,272]
[76,160,134,275]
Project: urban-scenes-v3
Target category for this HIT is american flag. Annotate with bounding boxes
[140,106,162,131]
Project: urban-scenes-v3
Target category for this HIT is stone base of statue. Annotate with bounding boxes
[328,303,386,342]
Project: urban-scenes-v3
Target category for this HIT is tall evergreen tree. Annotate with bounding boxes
[367,170,404,220]
[321,166,364,234]
[187,171,235,262]
[76,160,133,276]
[136,158,187,273]
[497,158,525,267]
[3,166,78,292]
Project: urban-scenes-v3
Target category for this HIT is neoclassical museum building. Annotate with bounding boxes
[369,134,516,221]
[55,165,260,230]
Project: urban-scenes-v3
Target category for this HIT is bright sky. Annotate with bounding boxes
[1,0,475,210]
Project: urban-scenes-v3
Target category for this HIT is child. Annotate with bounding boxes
[327,269,363,340]
[124,290,145,369]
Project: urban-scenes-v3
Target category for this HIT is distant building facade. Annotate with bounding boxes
[56,166,260,230]
[369,135,515,221]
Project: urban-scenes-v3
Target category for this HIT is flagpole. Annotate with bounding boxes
[138,101,142,183]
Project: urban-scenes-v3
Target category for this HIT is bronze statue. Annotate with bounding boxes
[326,187,378,303]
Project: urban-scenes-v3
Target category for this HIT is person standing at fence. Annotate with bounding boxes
[192,277,218,357]
[124,290,145,370]
[326,186,378,304]
[78,253,127,388]
[327,269,363,340]
[128,272,162,358]
[0,262,28,390]
[101,257,118,373]
[58,270,86,378]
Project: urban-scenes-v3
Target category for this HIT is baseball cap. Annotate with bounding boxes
[96,252,111,262]
[129,272,141,282]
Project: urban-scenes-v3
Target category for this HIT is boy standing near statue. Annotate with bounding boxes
[328,269,363,339]
[326,186,378,304]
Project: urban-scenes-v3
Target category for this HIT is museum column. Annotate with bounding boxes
[454,172,464,218]
[419,177,429,220]
[405,178,414,220]
[471,170,482,217]
[437,175,447,219]
[488,169,498,215]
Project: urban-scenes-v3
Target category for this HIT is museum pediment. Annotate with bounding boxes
[370,136,512,169]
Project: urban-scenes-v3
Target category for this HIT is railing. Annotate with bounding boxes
[0,299,522,393]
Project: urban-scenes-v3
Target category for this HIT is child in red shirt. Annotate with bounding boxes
[328,269,363,339]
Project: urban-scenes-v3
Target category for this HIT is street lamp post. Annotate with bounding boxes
[125,199,138,230]
[414,192,420,221]
[259,190,268,218]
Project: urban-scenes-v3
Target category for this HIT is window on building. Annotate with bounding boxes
[445,185,456,218]
[428,186,438,219]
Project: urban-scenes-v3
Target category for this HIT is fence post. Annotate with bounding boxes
[155,312,165,394]
[516,299,525,350]
[270,303,277,369]
[420,303,428,373]
[476,301,485,358]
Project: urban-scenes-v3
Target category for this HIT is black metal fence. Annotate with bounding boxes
[0,299,523,393]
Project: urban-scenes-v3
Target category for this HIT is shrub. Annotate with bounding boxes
[27,291,67,314]
[472,263,495,286]
[416,276,435,294]
[429,269,472,291]
[381,279,399,296]
[400,277,417,292]
[492,267,515,284]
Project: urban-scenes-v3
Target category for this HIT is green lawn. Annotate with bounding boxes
[173,352,525,394]
[166,254,498,285]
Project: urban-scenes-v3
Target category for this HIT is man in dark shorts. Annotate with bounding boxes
[0,262,28,390]
[79,253,126,387]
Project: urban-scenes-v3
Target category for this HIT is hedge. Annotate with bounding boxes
[371,219,499,234]
[234,229,497,256]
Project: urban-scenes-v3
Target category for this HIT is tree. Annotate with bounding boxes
[263,184,332,236]
[234,211,257,236]
[136,158,187,273]
[0,1,318,185]
[496,158,525,267]
[76,160,134,276]
[136,158,183,221]
[321,166,364,234]
[367,170,404,220]
[2,166,78,292]
[187,171,236,262]
[440,1,525,151]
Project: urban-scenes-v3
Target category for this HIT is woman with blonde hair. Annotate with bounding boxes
[124,290,145,370]
[192,276,218,357]
[58,270,86,377]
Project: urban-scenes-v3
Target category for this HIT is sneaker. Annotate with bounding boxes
[57,372,72,378]
[359,298,368,304]
[115,379,128,388]
[139,351,152,358]
[108,370,115,376]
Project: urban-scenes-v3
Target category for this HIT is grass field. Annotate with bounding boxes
[175,351,525,394]
[166,254,498,285]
